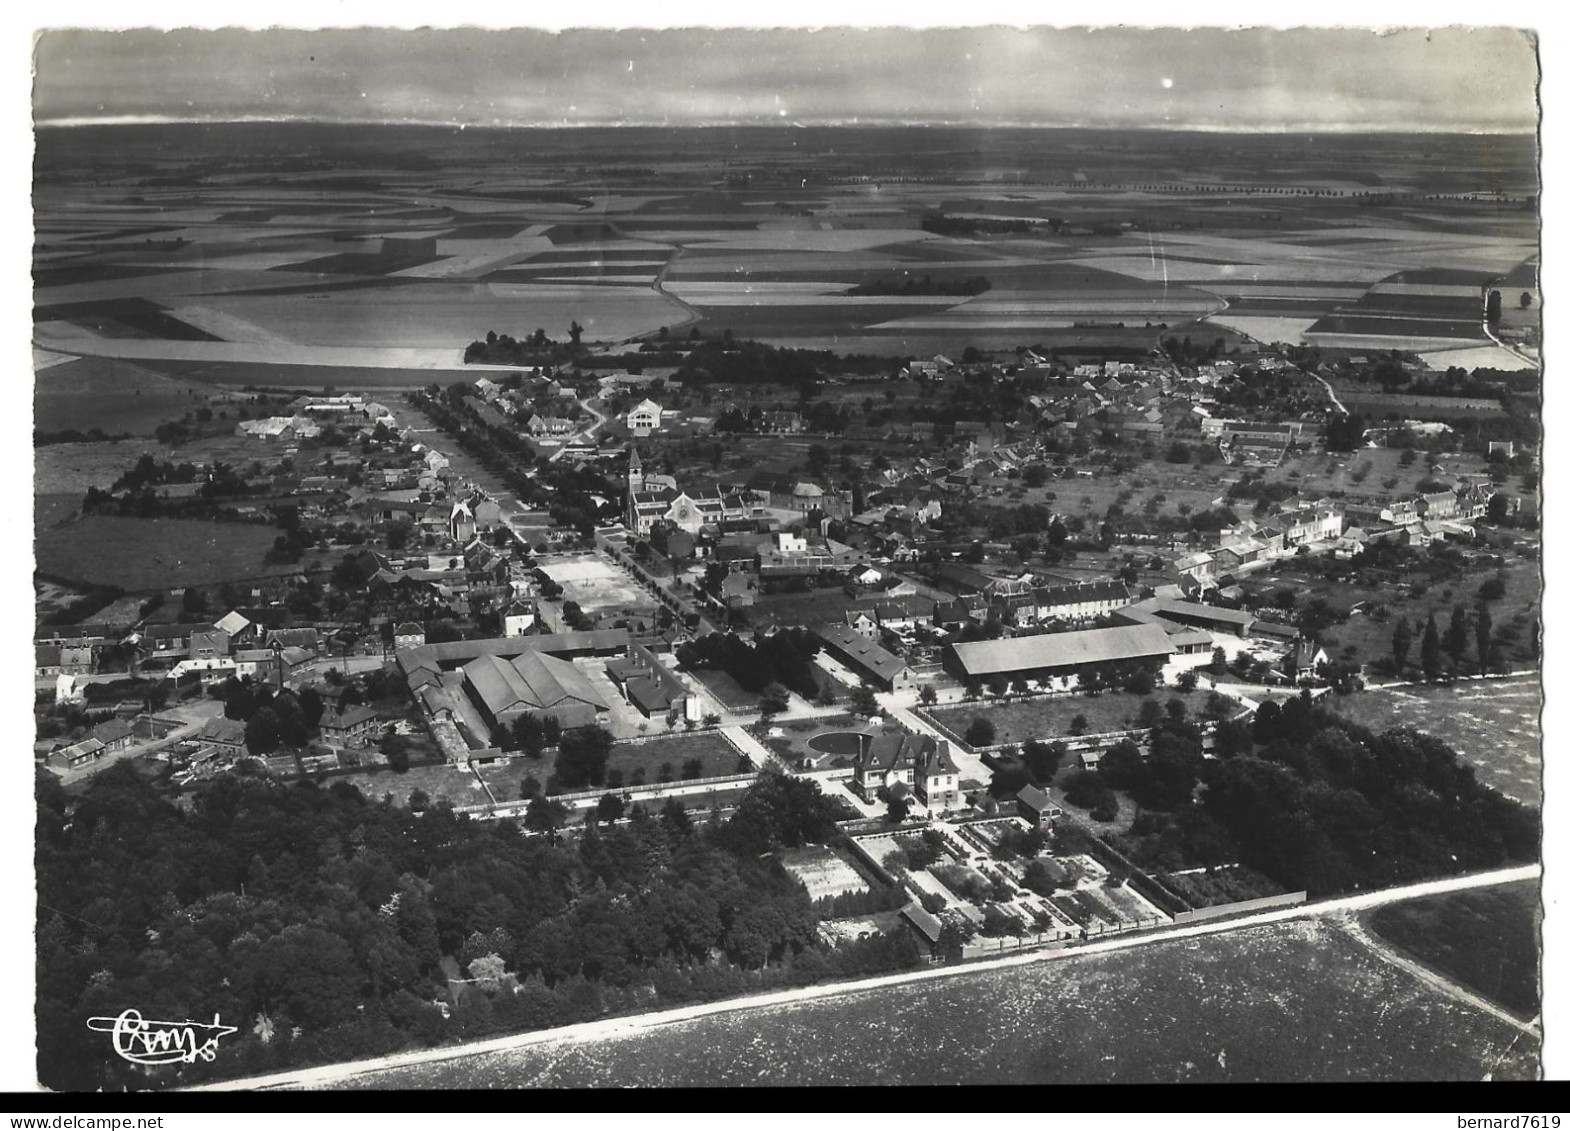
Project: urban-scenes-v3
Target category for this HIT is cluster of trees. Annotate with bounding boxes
[463,326,583,365]
[1160,334,1229,367]
[500,712,564,758]
[714,401,850,434]
[36,766,908,1092]
[1390,605,1498,680]
[672,339,863,388]
[213,678,329,756]
[846,274,991,297]
[1324,412,1370,451]
[675,629,823,701]
[1105,694,1537,894]
[920,213,1037,236]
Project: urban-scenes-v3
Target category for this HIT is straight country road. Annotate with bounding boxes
[193,861,1540,1091]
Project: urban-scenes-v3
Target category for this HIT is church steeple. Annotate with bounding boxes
[626,445,644,529]
[627,445,644,492]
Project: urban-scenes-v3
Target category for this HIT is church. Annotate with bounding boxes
[624,447,756,536]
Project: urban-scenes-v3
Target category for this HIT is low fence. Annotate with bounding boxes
[452,768,762,819]
[548,769,760,805]
[840,824,939,885]
[959,914,1162,958]
[926,704,1217,759]
[925,703,1155,757]
[1172,890,1307,924]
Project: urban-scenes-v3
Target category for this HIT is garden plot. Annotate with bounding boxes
[780,846,871,902]
[159,282,684,347]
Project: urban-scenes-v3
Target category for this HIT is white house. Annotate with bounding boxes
[626,399,664,435]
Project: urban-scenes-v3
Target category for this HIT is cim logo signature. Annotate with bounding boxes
[86,1009,238,1065]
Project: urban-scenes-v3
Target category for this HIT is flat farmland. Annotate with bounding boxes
[34,514,294,590]
[1324,676,1541,806]
[130,358,491,389]
[163,282,686,347]
[1365,880,1540,1019]
[341,916,1537,1087]
[33,441,148,499]
[34,355,212,435]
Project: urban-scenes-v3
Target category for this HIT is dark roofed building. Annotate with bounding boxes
[196,716,248,755]
[900,901,943,951]
[48,738,105,773]
[1120,597,1256,638]
[264,627,322,654]
[935,562,996,596]
[35,645,62,678]
[1029,579,1134,624]
[605,643,691,719]
[91,718,136,753]
[815,623,916,693]
[319,705,380,747]
[1015,784,1062,829]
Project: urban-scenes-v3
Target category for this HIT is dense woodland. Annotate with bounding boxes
[36,766,917,1092]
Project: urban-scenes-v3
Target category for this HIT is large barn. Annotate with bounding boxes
[462,650,610,732]
[944,623,1175,685]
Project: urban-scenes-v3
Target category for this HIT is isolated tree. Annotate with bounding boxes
[919,684,938,707]
[1475,605,1494,674]
[965,717,996,747]
[244,707,281,756]
[849,683,880,718]
[1420,612,1444,681]
[886,795,911,824]
[759,683,791,720]
[382,733,411,774]
[1445,607,1470,667]
[513,714,546,758]
[1070,713,1089,737]
[1486,290,1503,324]
[1391,616,1413,671]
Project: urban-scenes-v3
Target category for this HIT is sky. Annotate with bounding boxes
[31,25,1541,133]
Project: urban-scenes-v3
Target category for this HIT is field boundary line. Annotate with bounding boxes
[1335,911,1539,1034]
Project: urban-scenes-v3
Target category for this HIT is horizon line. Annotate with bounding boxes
[32,113,1539,136]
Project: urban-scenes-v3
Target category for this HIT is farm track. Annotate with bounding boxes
[192,861,1540,1091]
